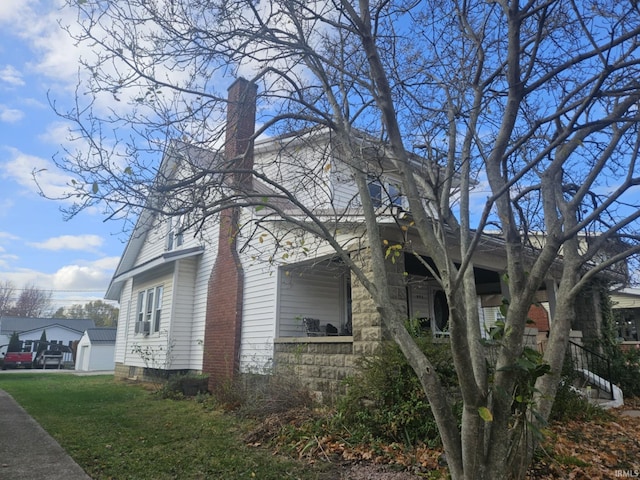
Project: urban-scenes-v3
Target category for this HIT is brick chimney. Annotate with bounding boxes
[203,78,257,389]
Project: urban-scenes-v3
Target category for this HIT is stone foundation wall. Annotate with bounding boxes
[114,362,130,379]
[273,337,354,402]
[113,362,200,383]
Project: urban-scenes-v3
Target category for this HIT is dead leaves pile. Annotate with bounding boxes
[530,410,640,479]
[246,407,640,479]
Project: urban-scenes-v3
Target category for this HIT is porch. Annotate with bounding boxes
[272,251,524,398]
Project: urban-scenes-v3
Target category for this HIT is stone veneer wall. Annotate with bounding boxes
[114,362,129,379]
[114,362,199,382]
[350,248,407,356]
[273,337,354,402]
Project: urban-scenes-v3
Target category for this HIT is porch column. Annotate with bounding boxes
[351,248,407,356]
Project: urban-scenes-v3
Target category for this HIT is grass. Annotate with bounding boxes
[0,374,334,479]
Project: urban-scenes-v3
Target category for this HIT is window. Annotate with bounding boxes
[137,291,145,323]
[135,285,164,335]
[368,181,383,208]
[146,289,154,323]
[167,216,184,250]
[154,286,163,333]
[388,184,403,207]
[367,179,404,208]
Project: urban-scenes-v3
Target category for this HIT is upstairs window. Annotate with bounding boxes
[367,179,404,209]
[368,181,383,207]
[166,215,184,250]
[388,184,403,207]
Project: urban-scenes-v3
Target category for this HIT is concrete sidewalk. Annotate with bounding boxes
[0,389,91,480]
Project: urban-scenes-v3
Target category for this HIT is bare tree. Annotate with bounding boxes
[8,284,53,318]
[48,1,640,478]
[0,280,15,316]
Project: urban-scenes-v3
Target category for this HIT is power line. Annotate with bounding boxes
[0,287,107,293]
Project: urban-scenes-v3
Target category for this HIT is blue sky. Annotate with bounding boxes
[0,1,126,311]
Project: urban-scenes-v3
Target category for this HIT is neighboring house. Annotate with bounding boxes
[105,78,610,396]
[611,288,640,347]
[0,316,95,365]
[75,328,117,371]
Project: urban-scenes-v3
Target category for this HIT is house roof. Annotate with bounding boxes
[85,328,117,344]
[0,317,96,336]
[106,245,204,300]
[102,129,466,302]
[104,139,218,301]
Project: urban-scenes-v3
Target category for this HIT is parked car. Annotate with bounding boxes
[1,351,35,370]
[35,350,64,369]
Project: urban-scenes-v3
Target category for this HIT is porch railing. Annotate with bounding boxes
[567,340,614,401]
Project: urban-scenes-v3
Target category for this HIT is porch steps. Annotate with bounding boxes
[576,369,624,409]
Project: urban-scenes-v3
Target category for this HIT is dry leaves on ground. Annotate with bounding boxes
[246,407,640,479]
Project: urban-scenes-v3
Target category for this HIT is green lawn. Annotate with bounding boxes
[0,374,333,479]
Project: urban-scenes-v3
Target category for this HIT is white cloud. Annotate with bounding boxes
[0,231,19,241]
[0,198,14,216]
[22,96,47,109]
[90,256,120,271]
[1,146,74,199]
[0,1,35,24]
[0,1,81,86]
[39,121,72,146]
[29,234,104,252]
[0,254,19,270]
[0,65,24,86]
[0,256,119,305]
[52,264,109,291]
[0,105,24,123]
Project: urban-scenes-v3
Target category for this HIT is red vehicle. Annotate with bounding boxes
[1,351,35,369]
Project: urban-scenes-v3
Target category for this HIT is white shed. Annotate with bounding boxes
[75,328,117,372]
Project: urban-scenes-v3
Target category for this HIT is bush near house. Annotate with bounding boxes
[336,336,459,447]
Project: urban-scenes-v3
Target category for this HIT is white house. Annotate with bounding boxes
[0,316,95,364]
[75,328,117,372]
[105,78,607,396]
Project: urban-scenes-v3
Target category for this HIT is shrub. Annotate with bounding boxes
[335,336,460,447]
[549,352,608,422]
[212,372,315,417]
[158,373,209,399]
[605,346,640,397]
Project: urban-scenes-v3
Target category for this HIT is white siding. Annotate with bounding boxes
[612,292,640,310]
[136,219,168,264]
[239,261,279,372]
[481,306,503,337]
[121,271,174,369]
[329,160,360,210]
[255,139,335,212]
[114,278,132,364]
[169,257,200,369]
[408,282,433,320]
[187,227,219,369]
[75,333,115,371]
[278,267,345,337]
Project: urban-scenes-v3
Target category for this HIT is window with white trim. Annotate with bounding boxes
[166,216,184,251]
[367,179,405,208]
[154,286,163,333]
[135,285,164,335]
[368,180,383,208]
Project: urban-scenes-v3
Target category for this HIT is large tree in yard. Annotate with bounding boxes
[49,1,640,478]
[6,283,53,318]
